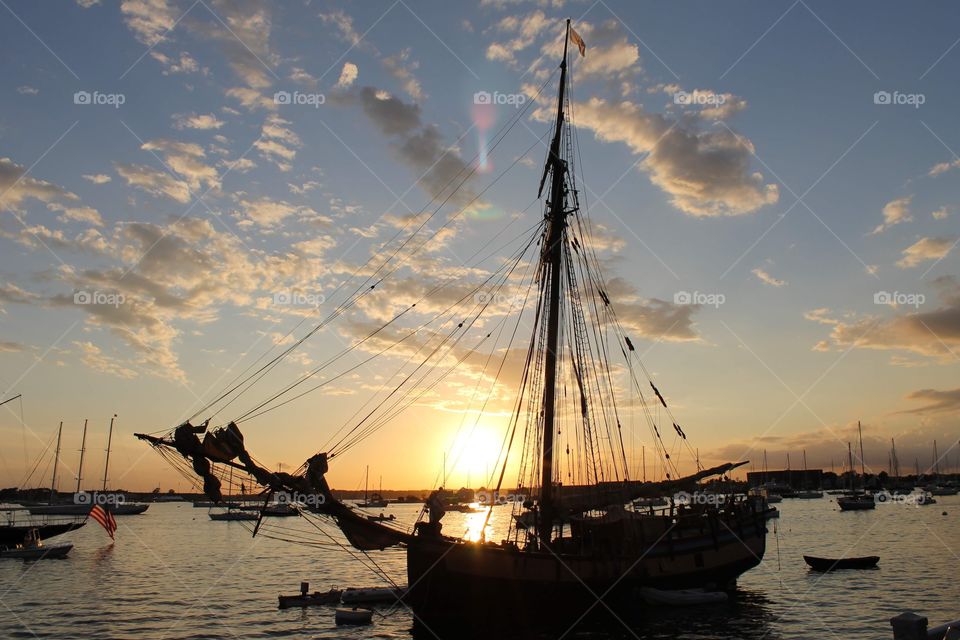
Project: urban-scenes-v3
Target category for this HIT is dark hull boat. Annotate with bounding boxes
[837,494,875,511]
[27,503,148,516]
[137,18,767,632]
[803,555,879,571]
[406,514,763,624]
[0,521,85,546]
[209,510,258,521]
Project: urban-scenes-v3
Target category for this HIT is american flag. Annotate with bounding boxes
[89,505,117,540]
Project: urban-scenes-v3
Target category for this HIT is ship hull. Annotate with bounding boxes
[405,515,766,627]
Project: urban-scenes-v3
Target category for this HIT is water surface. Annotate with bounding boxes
[1,497,957,639]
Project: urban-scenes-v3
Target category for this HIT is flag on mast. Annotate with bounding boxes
[89,505,117,540]
[570,26,586,57]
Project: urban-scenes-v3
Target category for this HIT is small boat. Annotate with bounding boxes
[209,510,259,521]
[335,607,373,625]
[639,587,729,606]
[262,504,299,517]
[446,503,483,513]
[803,555,879,571]
[837,426,875,511]
[0,529,72,560]
[357,467,389,508]
[341,586,403,604]
[366,513,395,522]
[837,493,875,511]
[278,582,342,609]
[795,490,823,499]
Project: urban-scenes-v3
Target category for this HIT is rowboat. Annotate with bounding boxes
[803,555,879,571]
[640,587,729,606]
[335,607,373,625]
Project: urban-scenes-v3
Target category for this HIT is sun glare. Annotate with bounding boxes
[448,422,502,487]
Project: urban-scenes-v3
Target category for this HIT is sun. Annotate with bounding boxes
[448,422,502,487]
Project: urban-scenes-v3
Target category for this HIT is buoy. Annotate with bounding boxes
[335,607,373,625]
[943,511,948,516]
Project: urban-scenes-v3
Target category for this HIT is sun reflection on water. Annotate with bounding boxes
[462,506,494,542]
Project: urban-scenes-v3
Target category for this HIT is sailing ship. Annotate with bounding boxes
[137,20,767,629]
[28,416,148,516]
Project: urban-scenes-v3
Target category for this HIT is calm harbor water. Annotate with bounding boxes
[1,496,957,639]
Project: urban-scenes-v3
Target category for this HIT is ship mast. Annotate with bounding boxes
[537,19,571,546]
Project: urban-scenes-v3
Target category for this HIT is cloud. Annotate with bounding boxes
[871,195,912,234]
[752,267,786,287]
[486,10,552,64]
[0,341,25,352]
[172,112,225,130]
[394,126,475,209]
[358,87,421,136]
[226,86,276,111]
[929,157,960,177]
[896,236,956,268]
[120,0,178,46]
[604,277,701,342]
[0,157,77,210]
[150,51,206,75]
[47,203,104,226]
[807,276,960,360]
[254,114,301,171]
[76,0,100,7]
[82,174,112,184]
[318,10,365,49]
[336,62,358,89]
[16,86,39,95]
[382,49,422,100]
[202,0,276,90]
[115,164,191,203]
[550,98,778,216]
[234,196,323,228]
[932,206,950,221]
[74,341,137,378]
[901,387,960,415]
[3,214,337,383]
[289,66,318,86]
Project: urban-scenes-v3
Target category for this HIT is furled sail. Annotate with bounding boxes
[544,461,748,516]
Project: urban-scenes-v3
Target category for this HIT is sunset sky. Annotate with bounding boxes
[1,0,958,493]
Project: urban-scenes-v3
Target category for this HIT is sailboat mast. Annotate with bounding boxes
[537,19,571,545]
[857,421,866,479]
[50,421,63,502]
[847,443,854,492]
[76,418,88,493]
[933,440,940,478]
[102,414,116,492]
[365,465,369,502]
